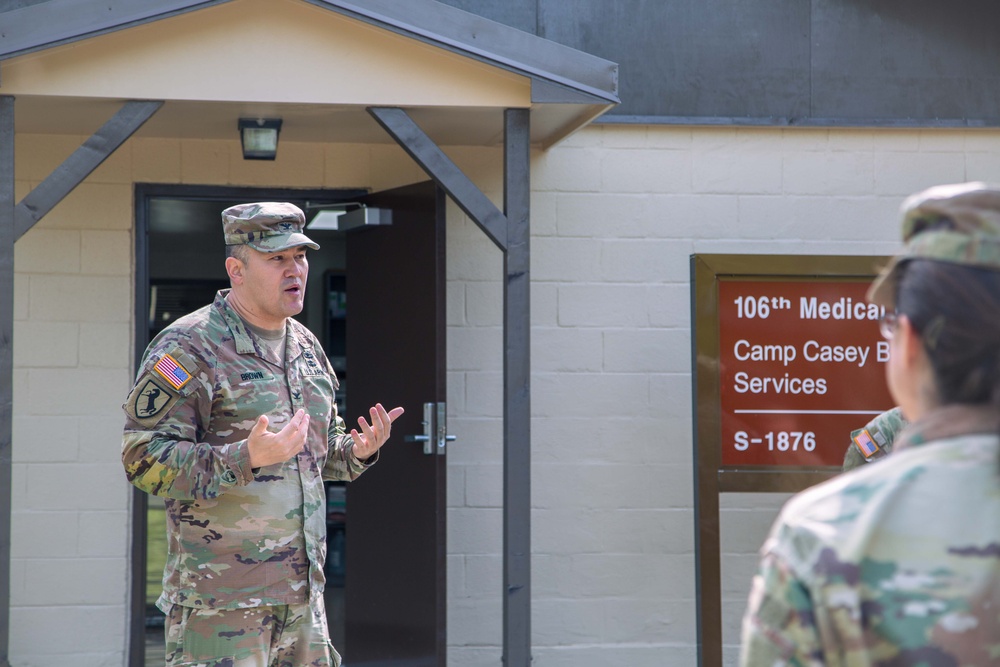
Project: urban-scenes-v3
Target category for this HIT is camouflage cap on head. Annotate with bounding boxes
[868,182,1000,307]
[221,202,320,252]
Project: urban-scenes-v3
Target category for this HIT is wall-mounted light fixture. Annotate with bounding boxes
[238,118,282,160]
[306,204,392,231]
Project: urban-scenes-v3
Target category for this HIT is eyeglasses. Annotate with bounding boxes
[879,311,899,340]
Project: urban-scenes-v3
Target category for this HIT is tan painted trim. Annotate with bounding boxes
[1,0,530,107]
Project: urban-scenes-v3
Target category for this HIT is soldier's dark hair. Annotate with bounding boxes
[225,244,250,263]
[895,257,1000,473]
[897,259,1000,405]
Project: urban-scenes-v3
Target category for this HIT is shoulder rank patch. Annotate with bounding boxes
[853,428,880,459]
[153,353,192,390]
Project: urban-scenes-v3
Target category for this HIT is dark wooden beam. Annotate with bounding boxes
[366,106,508,251]
[0,94,15,667]
[0,98,161,666]
[502,107,531,666]
[15,100,163,241]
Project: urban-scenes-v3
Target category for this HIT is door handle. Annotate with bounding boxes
[404,402,455,455]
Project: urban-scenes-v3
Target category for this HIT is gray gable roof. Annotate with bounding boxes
[0,0,618,105]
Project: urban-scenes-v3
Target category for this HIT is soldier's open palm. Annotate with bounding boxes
[351,403,404,460]
[247,409,310,468]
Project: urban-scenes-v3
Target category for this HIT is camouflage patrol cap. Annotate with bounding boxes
[868,182,1000,307]
[221,202,320,252]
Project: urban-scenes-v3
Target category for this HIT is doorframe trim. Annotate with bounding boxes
[367,107,532,665]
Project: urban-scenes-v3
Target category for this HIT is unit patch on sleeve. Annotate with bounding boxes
[153,353,192,390]
[124,374,180,427]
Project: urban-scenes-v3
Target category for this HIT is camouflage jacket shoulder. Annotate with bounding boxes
[742,431,1000,666]
[842,407,909,471]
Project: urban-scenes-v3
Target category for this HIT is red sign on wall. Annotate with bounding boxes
[718,279,895,468]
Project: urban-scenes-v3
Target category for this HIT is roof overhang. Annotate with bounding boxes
[0,0,619,148]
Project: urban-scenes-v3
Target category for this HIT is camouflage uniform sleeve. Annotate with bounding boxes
[121,343,254,500]
[740,552,825,667]
[842,407,907,472]
[842,431,868,471]
[320,350,377,482]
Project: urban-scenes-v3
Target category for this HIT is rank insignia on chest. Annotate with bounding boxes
[153,353,192,390]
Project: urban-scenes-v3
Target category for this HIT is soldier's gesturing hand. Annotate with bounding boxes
[247,409,310,468]
[351,403,405,461]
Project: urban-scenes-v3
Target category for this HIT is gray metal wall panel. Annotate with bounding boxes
[441,0,1000,125]
[537,0,810,120]
[434,0,537,34]
[0,0,47,10]
[810,0,1000,123]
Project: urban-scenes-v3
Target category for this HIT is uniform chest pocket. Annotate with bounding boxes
[301,372,335,420]
[216,370,287,432]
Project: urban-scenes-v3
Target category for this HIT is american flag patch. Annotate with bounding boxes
[853,429,879,458]
[153,353,191,390]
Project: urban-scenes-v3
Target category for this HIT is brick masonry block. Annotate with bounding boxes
[11,510,80,559]
[532,372,649,418]
[532,327,602,373]
[782,151,874,195]
[13,320,79,367]
[23,462,128,511]
[447,507,502,554]
[28,275,131,322]
[14,228,81,274]
[532,236,603,282]
[79,322,131,368]
[78,510,129,557]
[12,415,79,463]
[181,139,232,185]
[464,281,502,326]
[80,230,131,276]
[21,558,126,606]
[555,191,651,238]
[323,143,370,187]
[448,326,502,371]
[27,368,130,416]
[603,329,691,373]
[601,148,692,194]
[874,151,966,196]
[463,463,502,508]
[558,284,649,327]
[132,137,181,183]
[11,604,126,655]
[534,146,602,193]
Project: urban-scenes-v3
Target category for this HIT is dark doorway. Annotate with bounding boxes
[130,183,446,667]
[345,182,448,666]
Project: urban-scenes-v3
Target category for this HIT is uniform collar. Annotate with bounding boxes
[214,289,255,355]
[894,403,1000,451]
[214,289,315,365]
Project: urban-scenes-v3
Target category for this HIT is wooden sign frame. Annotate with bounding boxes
[690,253,889,667]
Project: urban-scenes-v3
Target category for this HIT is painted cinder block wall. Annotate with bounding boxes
[443,125,999,667]
[10,125,996,666]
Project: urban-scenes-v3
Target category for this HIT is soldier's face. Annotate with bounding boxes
[234,246,310,329]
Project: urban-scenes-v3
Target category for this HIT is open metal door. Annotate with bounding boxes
[344,181,447,666]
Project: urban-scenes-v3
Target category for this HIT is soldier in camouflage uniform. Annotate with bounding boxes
[122,202,404,667]
[741,182,1000,666]
[841,406,908,471]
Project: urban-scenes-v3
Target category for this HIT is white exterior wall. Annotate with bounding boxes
[443,125,1000,667]
[9,124,998,666]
